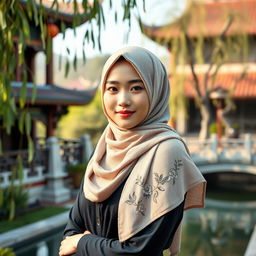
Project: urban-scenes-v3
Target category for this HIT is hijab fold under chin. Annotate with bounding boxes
[83,46,206,254]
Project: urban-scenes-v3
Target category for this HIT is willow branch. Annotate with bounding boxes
[185,32,202,101]
[204,15,234,95]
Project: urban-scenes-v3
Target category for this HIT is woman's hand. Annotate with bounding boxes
[59,231,91,256]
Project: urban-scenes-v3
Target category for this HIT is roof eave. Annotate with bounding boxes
[11,82,97,106]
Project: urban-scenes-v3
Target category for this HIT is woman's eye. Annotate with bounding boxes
[131,85,144,91]
[107,86,118,92]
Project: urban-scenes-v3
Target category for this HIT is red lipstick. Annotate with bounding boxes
[116,110,135,118]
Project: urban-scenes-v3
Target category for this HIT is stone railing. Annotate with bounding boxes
[59,138,82,166]
[184,133,256,165]
[0,134,93,204]
[0,146,47,187]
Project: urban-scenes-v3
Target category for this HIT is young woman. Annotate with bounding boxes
[59,46,206,256]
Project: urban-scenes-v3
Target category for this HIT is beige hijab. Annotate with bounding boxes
[83,46,206,255]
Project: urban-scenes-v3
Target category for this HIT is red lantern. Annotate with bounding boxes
[47,24,60,38]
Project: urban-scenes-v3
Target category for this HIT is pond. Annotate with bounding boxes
[13,225,64,256]
[12,192,255,256]
[180,190,256,256]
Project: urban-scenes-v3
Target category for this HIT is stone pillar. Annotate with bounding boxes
[37,241,49,256]
[244,133,252,163]
[41,137,70,203]
[80,134,93,163]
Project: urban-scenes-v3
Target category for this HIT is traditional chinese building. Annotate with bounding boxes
[0,0,95,203]
[142,0,256,135]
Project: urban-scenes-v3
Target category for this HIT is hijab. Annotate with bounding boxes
[83,46,206,255]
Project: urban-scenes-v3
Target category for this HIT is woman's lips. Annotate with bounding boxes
[116,110,135,118]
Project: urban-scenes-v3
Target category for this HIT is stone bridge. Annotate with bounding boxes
[184,134,256,175]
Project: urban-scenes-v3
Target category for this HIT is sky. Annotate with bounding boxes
[53,0,186,60]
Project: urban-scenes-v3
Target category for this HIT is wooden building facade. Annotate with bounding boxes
[0,0,96,203]
[142,0,256,135]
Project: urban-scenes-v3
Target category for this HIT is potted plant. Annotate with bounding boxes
[0,248,15,256]
[67,163,87,189]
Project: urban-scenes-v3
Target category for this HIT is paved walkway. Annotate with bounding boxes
[244,225,256,256]
[0,210,70,248]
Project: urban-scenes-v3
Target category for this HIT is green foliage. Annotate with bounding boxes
[209,122,217,134]
[0,157,28,221]
[209,122,240,135]
[0,0,141,217]
[0,0,142,152]
[55,54,109,85]
[57,89,107,145]
[0,206,67,234]
[67,162,88,188]
[209,122,225,134]
[0,185,28,221]
[170,74,188,121]
[0,248,15,256]
[67,163,88,174]
[167,3,249,138]
[0,0,38,137]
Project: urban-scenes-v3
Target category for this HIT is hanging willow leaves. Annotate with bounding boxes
[73,52,78,71]
[46,36,52,64]
[28,135,34,162]
[19,73,27,108]
[25,111,31,136]
[166,3,249,139]
[9,198,15,221]
[195,36,204,64]
[31,81,37,104]
[65,58,70,78]
[18,110,26,133]
[0,0,144,192]
[61,21,66,39]
[17,154,24,185]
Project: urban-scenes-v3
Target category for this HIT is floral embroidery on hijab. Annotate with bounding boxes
[125,159,183,215]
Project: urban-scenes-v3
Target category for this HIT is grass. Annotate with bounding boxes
[0,206,68,234]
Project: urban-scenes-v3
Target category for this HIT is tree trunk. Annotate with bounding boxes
[221,103,235,137]
[199,98,212,141]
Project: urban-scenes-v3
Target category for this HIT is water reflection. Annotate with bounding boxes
[181,198,256,256]
[13,226,64,256]
[12,198,256,256]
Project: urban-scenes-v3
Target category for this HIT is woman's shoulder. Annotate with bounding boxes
[155,137,188,158]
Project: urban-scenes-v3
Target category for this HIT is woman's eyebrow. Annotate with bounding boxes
[105,79,143,85]
[105,80,120,85]
[127,79,143,84]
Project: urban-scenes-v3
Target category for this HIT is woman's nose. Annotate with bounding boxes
[118,91,131,106]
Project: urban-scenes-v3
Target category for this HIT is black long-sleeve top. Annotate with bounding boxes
[64,181,184,256]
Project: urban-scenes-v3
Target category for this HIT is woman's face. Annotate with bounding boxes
[103,60,150,130]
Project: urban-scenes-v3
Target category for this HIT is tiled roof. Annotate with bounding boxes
[20,0,90,25]
[142,0,256,39]
[178,71,256,99]
[39,0,85,15]
[11,82,97,106]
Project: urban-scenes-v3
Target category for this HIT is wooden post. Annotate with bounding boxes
[46,39,54,85]
[25,47,36,83]
[46,107,56,138]
[15,43,22,82]
[216,99,222,147]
